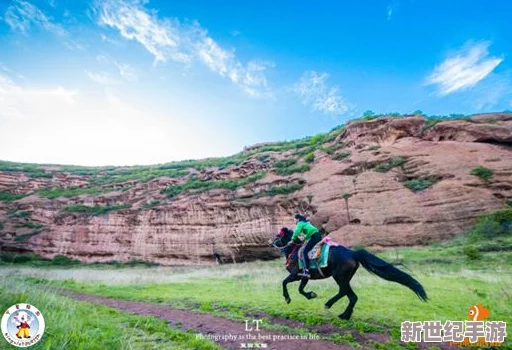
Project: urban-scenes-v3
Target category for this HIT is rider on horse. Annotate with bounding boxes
[286,214,322,279]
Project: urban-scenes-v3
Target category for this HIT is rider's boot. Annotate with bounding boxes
[299,268,310,279]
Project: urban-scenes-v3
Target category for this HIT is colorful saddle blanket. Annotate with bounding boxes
[298,237,338,269]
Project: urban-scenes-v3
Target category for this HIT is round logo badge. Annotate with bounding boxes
[1,304,45,348]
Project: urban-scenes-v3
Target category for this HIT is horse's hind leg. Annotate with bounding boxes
[298,278,317,300]
[324,282,347,309]
[325,260,359,320]
[338,285,358,320]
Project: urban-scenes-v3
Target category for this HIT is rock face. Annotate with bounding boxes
[1,114,511,265]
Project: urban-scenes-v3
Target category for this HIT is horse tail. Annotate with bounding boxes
[353,249,428,302]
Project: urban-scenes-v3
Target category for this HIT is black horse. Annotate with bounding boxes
[272,228,427,320]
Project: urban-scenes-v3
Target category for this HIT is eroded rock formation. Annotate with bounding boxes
[1,113,511,265]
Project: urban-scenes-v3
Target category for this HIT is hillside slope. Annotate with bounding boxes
[1,113,511,265]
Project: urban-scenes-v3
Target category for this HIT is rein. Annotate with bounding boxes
[285,243,300,268]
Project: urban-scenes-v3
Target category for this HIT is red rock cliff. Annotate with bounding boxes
[1,113,511,265]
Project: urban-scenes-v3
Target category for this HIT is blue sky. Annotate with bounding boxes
[0,0,511,166]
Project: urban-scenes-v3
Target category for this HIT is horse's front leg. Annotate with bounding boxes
[282,272,299,304]
[298,278,317,300]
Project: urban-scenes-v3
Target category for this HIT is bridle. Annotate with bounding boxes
[271,228,301,268]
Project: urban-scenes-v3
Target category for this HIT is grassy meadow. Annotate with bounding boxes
[1,207,511,349]
[1,231,511,349]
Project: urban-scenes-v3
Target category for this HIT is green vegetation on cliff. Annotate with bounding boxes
[61,204,131,216]
[162,172,266,198]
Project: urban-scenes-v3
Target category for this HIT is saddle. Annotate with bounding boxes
[297,237,338,271]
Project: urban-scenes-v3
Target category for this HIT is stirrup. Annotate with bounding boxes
[299,269,310,278]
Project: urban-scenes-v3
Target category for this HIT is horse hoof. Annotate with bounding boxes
[310,292,317,299]
[324,304,331,310]
[338,313,352,320]
[285,297,291,304]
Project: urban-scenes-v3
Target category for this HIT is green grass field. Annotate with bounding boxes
[1,235,510,349]
[1,208,511,349]
[0,271,220,350]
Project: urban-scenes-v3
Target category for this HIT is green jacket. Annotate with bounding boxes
[291,221,319,242]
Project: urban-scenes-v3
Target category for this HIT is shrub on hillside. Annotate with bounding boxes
[52,255,81,266]
[468,208,512,242]
[163,172,266,198]
[275,164,310,176]
[375,157,407,172]
[274,159,297,169]
[332,152,351,161]
[0,191,27,202]
[471,166,493,181]
[463,245,482,260]
[402,177,438,192]
[304,152,315,163]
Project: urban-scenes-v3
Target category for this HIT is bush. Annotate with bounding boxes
[0,254,37,264]
[375,157,407,172]
[320,144,343,155]
[163,172,266,198]
[402,177,438,192]
[507,200,512,208]
[424,118,441,129]
[471,166,493,181]
[14,222,44,230]
[257,154,271,162]
[274,159,297,168]
[52,255,81,266]
[14,231,41,242]
[304,152,315,163]
[309,133,327,145]
[8,211,31,219]
[38,186,106,199]
[256,183,305,197]
[62,204,131,216]
[0,191,27,202]
[468,208,512,242]
[275,164,310,176]
[332,152,351,161]
[463,245,481,260]
[363,110,375,119]
[29,171,53,178]
[324,127,345,142]
[294,145,318,156]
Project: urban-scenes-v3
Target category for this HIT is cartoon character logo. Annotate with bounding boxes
[467,304,490,321]
[12,311,33,339]
[1,304,45,348]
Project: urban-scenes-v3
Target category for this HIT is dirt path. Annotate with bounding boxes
[59,290,353,350]
[59,290,459,350]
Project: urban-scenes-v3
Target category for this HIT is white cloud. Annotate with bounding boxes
[97,0,190,64]
[5,0,65,35]
[425,41,503,95]
[117,63,137,81]
[86,71,120,85]
[0,64,26,80]
[3,0,82,50]
[470,74,512,111]
[0,71,245,166]
[387,6,393,20]
[0,73,76,121]
[95,0,273,98]
[294,71,351,116]
[93,55,138,83]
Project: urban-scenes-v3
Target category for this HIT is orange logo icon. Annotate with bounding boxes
[467,304,490,321]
